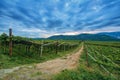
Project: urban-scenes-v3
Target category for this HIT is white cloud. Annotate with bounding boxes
[65,3,69,8]
[46,26,120,37]
[94,26,120,32]
[21,28,47,33]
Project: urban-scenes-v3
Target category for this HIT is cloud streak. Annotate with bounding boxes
[0,0,120,38]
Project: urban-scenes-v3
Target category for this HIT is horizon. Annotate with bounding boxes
[0,0,120,38]
[0,30,120,38]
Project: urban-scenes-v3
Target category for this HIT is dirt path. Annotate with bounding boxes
[2,46,83,80]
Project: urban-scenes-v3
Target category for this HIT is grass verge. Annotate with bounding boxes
[52,45,117,80]
[0,44,81,69]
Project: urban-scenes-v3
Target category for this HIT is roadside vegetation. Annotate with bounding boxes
[0,33,80,69]
[53,41,120,80]
[0,33,119,80]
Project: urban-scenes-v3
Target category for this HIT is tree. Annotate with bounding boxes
[0,33,8,53]
[0,33,8,44]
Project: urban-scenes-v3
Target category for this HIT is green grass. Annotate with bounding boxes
[52,42,118,80]
[53,68,115,80]
[30,71,42,77]
[0,42,81,69]
[53,58,116,80]
[85,41,120,47]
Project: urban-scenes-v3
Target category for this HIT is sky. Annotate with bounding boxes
[0,0,120,38]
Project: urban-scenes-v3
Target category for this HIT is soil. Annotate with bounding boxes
[1,46,83,80]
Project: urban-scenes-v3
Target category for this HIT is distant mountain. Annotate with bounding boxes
[47,33,120,41]
[32,31,120,41]
[97,32,120,39]
[32,38,46,40]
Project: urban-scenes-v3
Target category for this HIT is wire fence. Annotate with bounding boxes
[84,44,119,79]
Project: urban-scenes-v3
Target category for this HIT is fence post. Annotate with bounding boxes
[64,45,65,52]
[40,40,43,56]
[85,45,89,67]
[56,40,58,54]
[9,28,12,56]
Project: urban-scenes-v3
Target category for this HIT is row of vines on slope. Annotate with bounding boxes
[84,42,120,80]
[0,32,80,57]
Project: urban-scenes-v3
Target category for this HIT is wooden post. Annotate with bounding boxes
[56,40,58,54]
[64,45,65,52]
[85,45,89,67]
[28,46,30,53]
[9,28,12,56]
[26,45,27,53]
[40,40,43,56]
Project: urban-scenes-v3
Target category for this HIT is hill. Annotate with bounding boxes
[47,33,120,41]
[97,31,120,39]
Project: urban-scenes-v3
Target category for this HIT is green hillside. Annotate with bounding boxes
[48,34,120,41]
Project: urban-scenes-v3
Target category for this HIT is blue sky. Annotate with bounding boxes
[0,0,120,38]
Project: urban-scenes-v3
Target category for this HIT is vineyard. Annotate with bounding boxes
[53,41,120,80]
[85,41,120,79]
[0,33,120,80]
[0,33,80,69]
